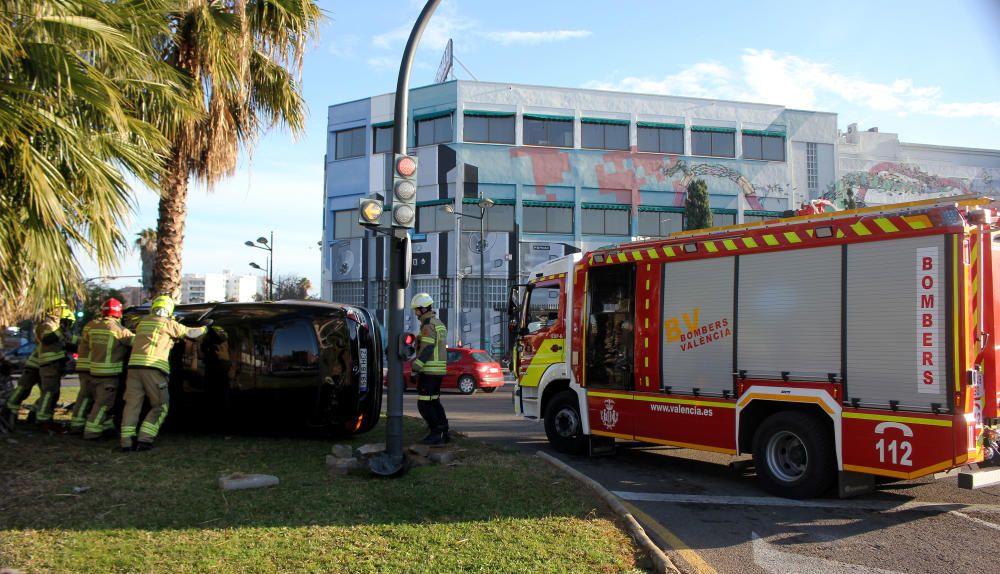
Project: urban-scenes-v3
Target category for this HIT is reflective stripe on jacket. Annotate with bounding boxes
[128,316,201,374]
[413,311,447,375]
[88,317,135,375]
[34,314,66,365]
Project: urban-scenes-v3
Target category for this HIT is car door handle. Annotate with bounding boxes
[550,344,562,352]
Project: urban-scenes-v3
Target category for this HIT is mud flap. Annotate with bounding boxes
[589,435,615,457]
[838,470,875,498]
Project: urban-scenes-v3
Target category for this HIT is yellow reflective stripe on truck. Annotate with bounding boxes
[518,338,565,388]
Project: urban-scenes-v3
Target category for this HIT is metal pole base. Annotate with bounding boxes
[368,452,406,477]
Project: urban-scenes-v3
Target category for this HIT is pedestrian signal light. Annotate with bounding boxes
[358,196,383,227]
[391,154,418,228]
[75,310,84,318]
[398,332,417,360]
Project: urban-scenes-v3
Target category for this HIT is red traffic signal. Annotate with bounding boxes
[398,332,417,360]
[395,155,416,177]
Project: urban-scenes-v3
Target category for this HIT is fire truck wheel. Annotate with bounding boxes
[544,390,586,454]
[752,411,835,499]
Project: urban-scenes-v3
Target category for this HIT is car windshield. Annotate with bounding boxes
[470,352,493,363]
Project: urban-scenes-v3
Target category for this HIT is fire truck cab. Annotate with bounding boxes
[512,195,1000,498]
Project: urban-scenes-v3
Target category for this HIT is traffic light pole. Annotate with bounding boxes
[370,0,442,477]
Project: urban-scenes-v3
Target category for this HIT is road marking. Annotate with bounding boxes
[612,490,1000,515]
[949,510,1000,531]
[752,531,903,574]
[621,500,717,574]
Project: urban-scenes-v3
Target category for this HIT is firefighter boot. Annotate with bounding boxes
[419,429,444,445]
[136,441,155,452]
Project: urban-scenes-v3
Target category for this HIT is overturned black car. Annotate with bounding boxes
[124,301,383,435]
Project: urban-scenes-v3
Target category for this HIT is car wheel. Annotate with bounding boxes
[544,390,586,454]
[752,411,835,499]
[481,387,498,394]
[457,375,476,395]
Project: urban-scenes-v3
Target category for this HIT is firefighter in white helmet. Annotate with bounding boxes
[410,292,450,445]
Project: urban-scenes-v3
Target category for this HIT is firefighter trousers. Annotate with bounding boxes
[5,366,40,414]
[120,368,169,448]
[33,363,62,423]
[416,373,448,433]
[70,373,95,432]
[83,375,119,440]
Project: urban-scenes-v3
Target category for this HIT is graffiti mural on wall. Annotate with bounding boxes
[823,162,999,207]
[494,145,792,212]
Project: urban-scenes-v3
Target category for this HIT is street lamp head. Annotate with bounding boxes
[478,197,495,210]
[244,241,255,247]
[256,236,269,245]
[249,262,262,270]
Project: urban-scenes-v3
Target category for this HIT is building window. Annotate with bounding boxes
[637,210,683,236]
[523,116,573,147]
[333,209,363,239]
[637,124,684,154]
[581,120,629,151]
[523,204,574,234]
[807,142,818,195]
[581,207,630,235]
[331,281,365,307]
[464,113,515,144]
[417,204,453,233]
[712,211,736,227]
[334,127,365,160]
[373,124,393,154]
[691,128,735,158]
[460,202,515,232]
[415,114,452,147]
[742,131,785,161]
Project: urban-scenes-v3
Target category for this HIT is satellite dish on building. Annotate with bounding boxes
[435,38,453,83]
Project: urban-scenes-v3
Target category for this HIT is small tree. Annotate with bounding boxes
[684,179,712,231]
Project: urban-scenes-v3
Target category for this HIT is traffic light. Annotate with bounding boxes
[398,332,417,360]
[75,310,84,319]
[391,154,417,228]
[358,195,383,227]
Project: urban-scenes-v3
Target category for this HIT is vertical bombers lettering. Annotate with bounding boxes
[916,247,941,394]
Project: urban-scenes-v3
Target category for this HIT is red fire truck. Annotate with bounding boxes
[511,195,1000,498]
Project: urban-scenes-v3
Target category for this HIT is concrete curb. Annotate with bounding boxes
[536,451,679,574]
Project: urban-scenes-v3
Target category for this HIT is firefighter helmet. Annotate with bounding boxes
[410,293,433,309]
[102,297,123,318]
[150,295,175,317]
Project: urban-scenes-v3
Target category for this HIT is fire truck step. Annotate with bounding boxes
[958,468,1000,490]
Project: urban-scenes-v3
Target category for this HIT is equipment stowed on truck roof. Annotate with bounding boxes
[510,195,1000,498]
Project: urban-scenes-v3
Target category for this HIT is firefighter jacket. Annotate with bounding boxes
[86,317,135,376]
[128,315,205,375]
[32,313,68,367]
[76,319,96,373]
[413,311,447,376]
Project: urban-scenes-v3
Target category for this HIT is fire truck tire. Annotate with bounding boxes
[545,390,586,454]
[752,411,835,499]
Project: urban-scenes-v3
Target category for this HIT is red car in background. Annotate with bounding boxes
[384,348,505,395]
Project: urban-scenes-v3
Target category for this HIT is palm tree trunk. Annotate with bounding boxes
[152,148,188,298]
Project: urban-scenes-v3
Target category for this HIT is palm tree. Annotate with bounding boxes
[149,0,323,297]
[0,0,191,324]
[134,228,158,299]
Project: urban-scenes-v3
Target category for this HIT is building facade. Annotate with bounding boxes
[322,80,1000,357]
[180,271,261,304]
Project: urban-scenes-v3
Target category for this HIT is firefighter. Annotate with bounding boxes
[68,309,97,433]
[119,295,208,452]
[4,298,73,431]
[410,293,450,445]
[80,298,134,440]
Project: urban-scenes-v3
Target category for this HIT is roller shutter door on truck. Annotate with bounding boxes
[845,236,949,412]
[661,257,735,396]
[737,245,842,380]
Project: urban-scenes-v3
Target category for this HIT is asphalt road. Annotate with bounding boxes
[413,384,1000,574]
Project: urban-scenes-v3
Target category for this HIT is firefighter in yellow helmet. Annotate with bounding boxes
[410,292,450,445]
[74,298,134,439]
[119,295,207,452]
[4,298,74,431]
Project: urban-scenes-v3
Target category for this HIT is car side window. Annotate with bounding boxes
[447,350,459,363]
[271,320,319,374]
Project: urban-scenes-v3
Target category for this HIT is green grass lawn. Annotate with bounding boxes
[0,408,644,573]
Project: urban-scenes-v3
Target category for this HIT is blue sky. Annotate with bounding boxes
[85,0,1000,294]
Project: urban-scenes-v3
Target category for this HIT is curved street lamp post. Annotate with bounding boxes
[244,232,273,300]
